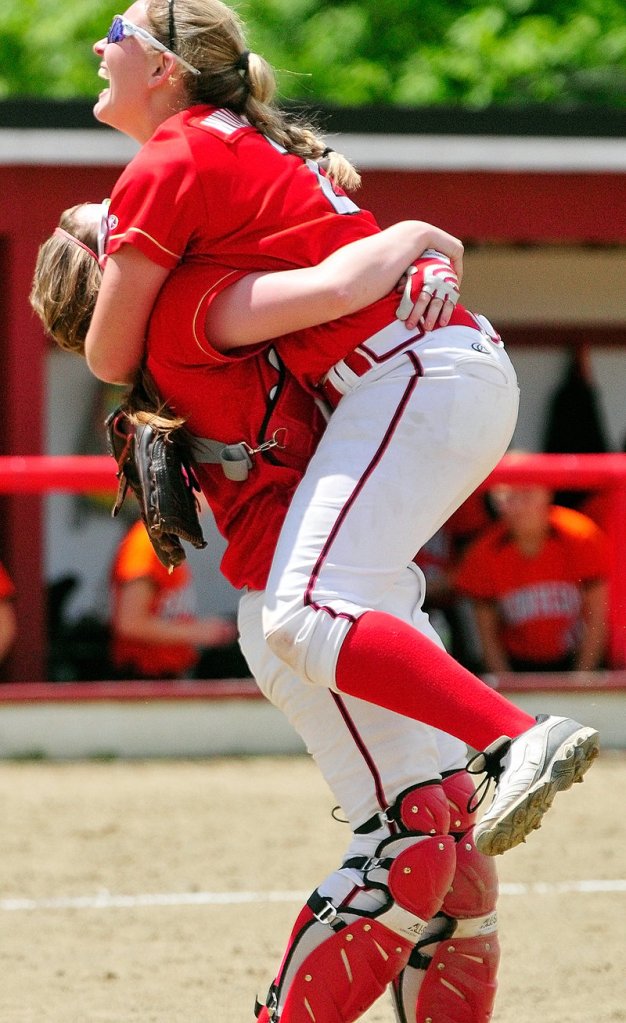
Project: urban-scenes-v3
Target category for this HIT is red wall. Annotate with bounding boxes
[358,170,626,244]
[1,165,120,679]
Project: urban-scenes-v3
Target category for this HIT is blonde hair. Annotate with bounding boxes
[125,370,187,434]
[146,0,360,191]
[30,206,184,432]
[30,204,101,356]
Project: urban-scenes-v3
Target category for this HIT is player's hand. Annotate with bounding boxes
[418,226,464,283]
[396,251,461,331]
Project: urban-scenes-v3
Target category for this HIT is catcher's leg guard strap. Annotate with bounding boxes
[355,781,452,837]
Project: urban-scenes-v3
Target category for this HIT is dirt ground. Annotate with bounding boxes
[1,750,624,1023]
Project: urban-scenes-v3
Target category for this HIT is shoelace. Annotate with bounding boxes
[465,739,512,814]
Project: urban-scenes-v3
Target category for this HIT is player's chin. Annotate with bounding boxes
[93,89,112,124]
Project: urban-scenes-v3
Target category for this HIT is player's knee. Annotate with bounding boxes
[262,601,348,687]
[262,603,301,669]
[263,618,296,668]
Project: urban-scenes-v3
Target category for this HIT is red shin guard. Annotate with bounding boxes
[391,771,500,1022]
[410,931,500,1023]
[441,769,480,835]
[263,916,413,1023]
[256,823,456,1022]
[441,771,499,920]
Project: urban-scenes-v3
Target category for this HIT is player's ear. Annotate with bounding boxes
[148,52,177,88]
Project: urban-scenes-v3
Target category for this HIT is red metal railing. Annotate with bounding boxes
[1,452,625,666]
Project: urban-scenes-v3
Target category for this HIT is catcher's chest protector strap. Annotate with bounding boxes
[192,431,284,482]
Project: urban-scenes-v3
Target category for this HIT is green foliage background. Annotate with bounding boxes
[1,0,625,107]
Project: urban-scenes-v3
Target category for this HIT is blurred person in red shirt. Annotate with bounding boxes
[110,518,237,680]
[0,562,17,672]
[454,483,610,673]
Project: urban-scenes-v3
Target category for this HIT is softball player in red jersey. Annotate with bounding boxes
[88,0,599,866]
[34,207,500,1023]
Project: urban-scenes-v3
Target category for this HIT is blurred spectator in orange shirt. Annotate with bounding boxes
[454,484,610,674]
[110,519,238,680]
[0,562,17,672]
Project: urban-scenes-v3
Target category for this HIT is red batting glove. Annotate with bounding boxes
[396,250,460,331]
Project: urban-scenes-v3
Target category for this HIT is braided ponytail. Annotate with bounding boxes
[146,0,361,191]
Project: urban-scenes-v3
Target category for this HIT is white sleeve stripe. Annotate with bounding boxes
[200,108,247,136]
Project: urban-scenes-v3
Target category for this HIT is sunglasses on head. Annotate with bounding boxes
[106,15,200,76]
[97,198,111,262]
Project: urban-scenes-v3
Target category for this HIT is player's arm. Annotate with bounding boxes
[575,578,608,671]
[207,220,464,351]
[472,599,511,674]
[114,578,238,648]
[85,247,170,384]
[85,219,463,375]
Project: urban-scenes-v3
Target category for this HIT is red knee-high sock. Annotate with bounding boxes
[335,610,534,751]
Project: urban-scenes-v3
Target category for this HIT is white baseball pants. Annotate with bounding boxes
[262,322,519,692]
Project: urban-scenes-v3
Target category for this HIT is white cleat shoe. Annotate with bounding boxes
[469,715,600,857]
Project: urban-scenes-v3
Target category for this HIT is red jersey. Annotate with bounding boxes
[106,104,430,389]
[107,105,377,273]
[110,520,199,678]
[146,262,326,592]
[454,505,610,663]
[0,563,15,601]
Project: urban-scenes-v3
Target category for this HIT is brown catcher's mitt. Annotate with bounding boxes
[106,406,207,571]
